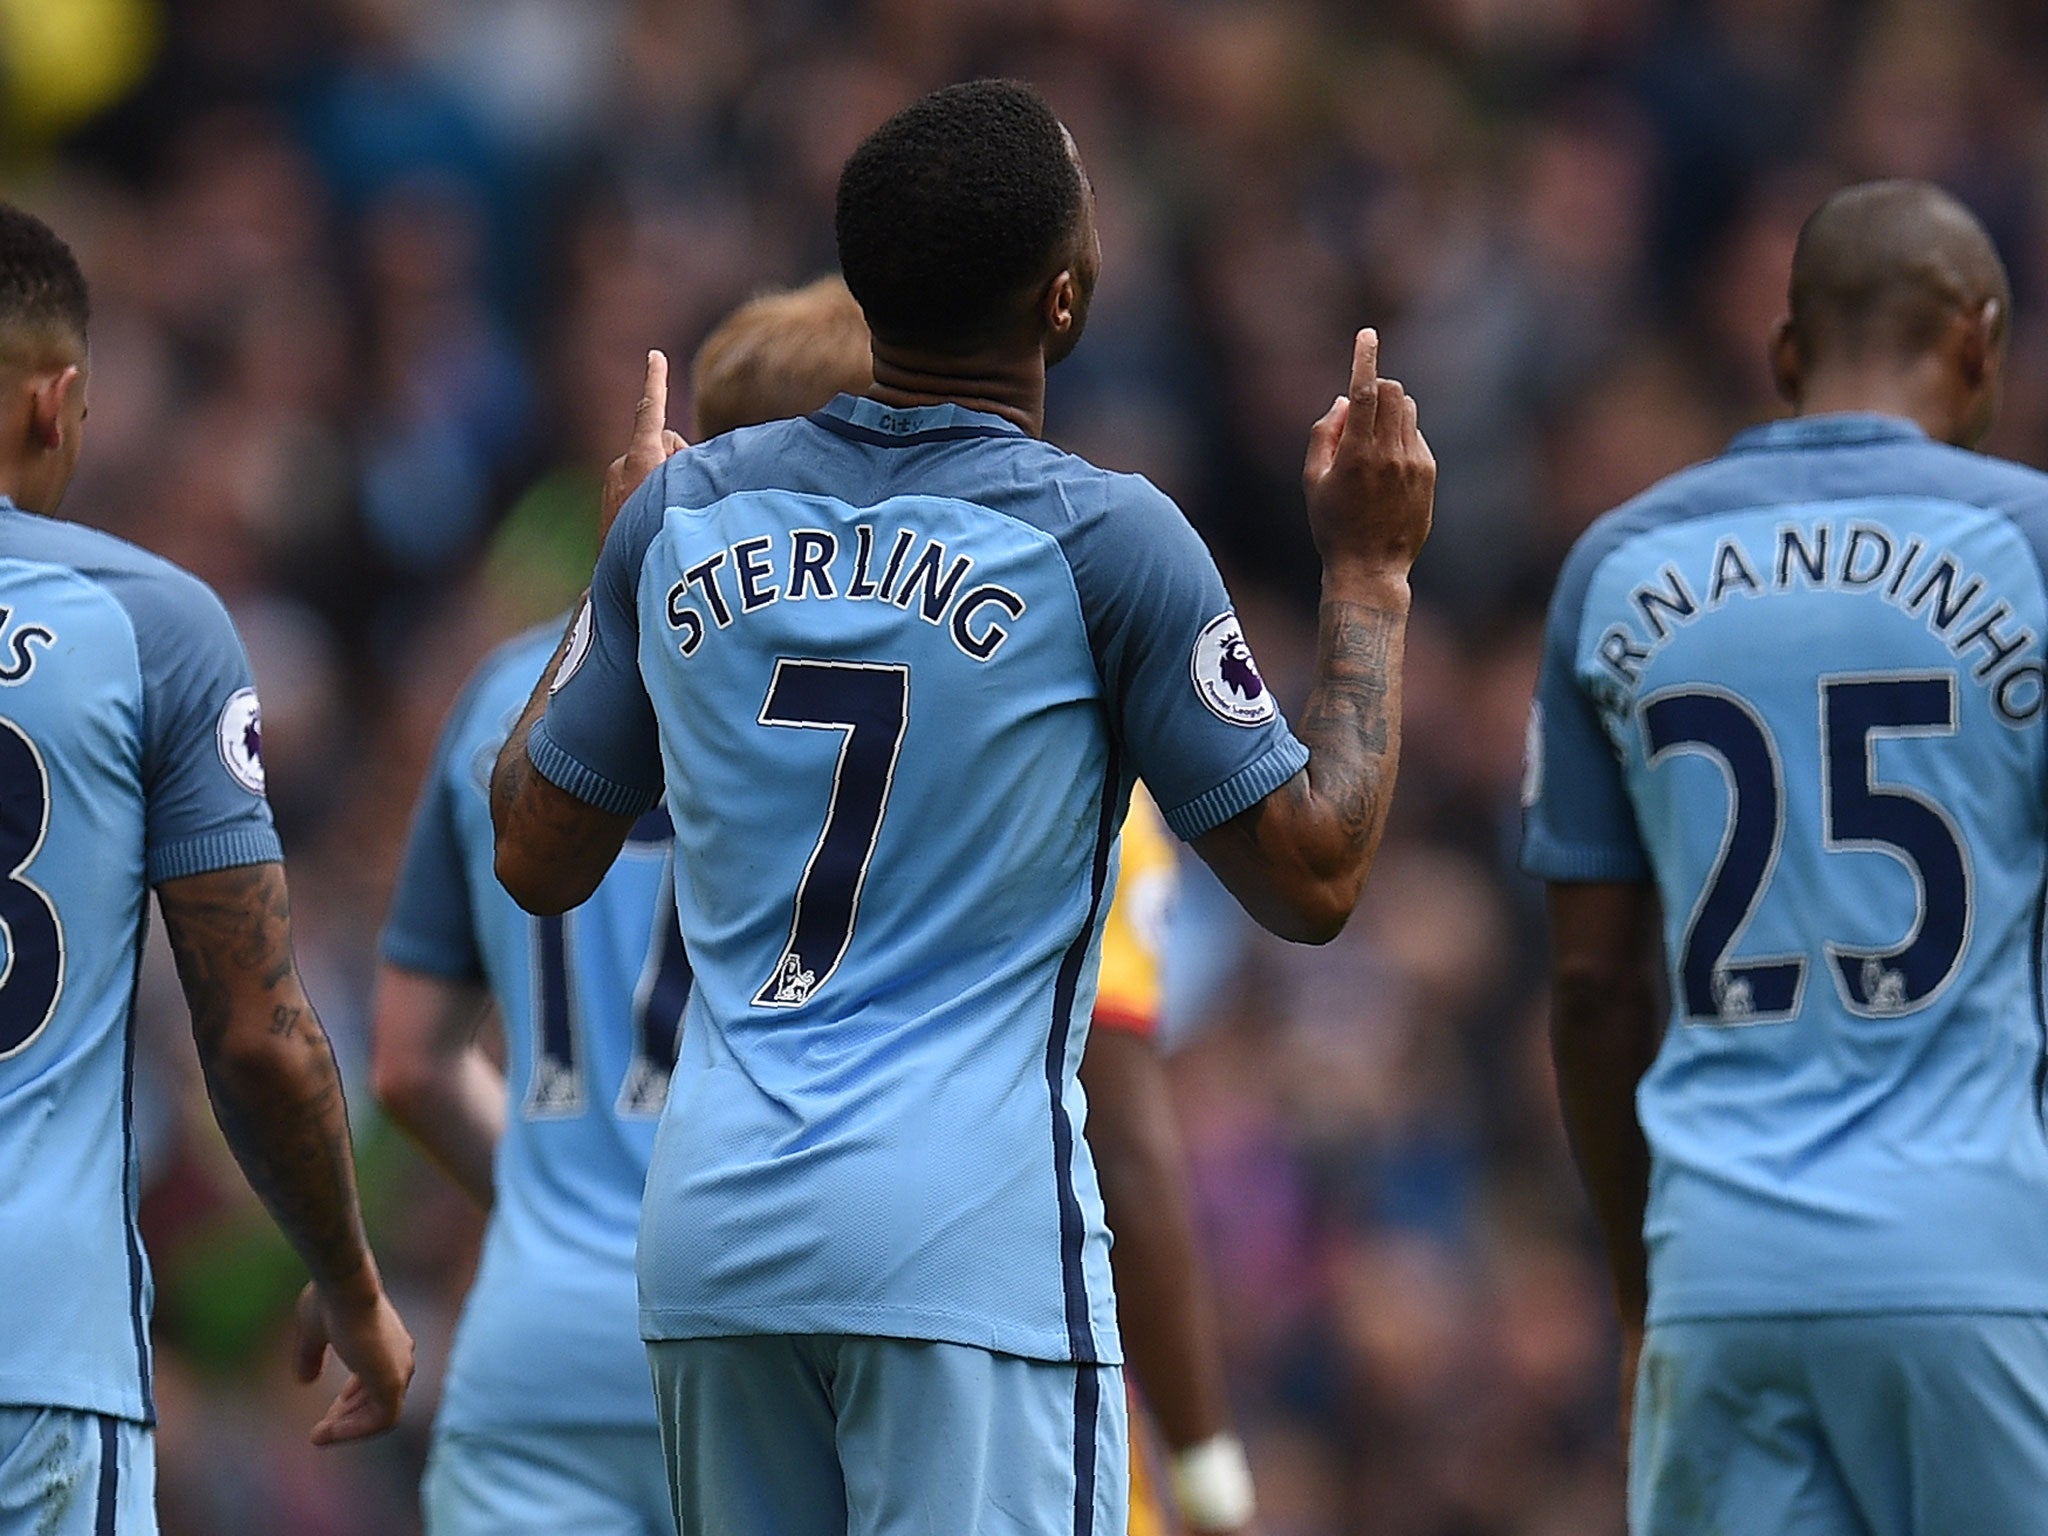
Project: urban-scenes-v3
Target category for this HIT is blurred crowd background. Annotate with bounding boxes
[11,0,2048,1530]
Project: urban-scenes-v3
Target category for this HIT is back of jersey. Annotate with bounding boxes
[538,396,1309,1366]
[0,507,278,1423]
[1526,414,2048,1320]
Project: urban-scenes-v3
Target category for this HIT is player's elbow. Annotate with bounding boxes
[492,840,582,916]
[1258,872,1361,945]
[370,1038,437,1124]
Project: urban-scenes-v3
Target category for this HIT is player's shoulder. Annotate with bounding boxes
[0,509,239,652]
[1551,453,1737,619]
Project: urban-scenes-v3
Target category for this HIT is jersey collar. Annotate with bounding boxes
[1725,412,1930,455]
[810,393,1028,448]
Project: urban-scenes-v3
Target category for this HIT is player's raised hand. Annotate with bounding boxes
[292,1275,416,1446]
[1301,328,1435,577]
[601,349,689,539]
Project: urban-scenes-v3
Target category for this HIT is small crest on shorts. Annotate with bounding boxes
[217,688,265,795]
[1191,612,1277,727]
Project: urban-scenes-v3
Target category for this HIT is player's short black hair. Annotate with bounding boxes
[835,79,1085,352]
[0,203,87,350]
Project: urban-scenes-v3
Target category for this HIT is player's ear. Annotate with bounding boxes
[1041,267,1079,344]
[1769,316,1802,407]
[28,364,80,452]
[1957,298,2002,388]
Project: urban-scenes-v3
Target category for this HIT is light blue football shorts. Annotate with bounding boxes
[422,1422,670,1536]
[1632,1313,2048,1536]
[647,1336,1127,1536]
[0,1408,154,1536]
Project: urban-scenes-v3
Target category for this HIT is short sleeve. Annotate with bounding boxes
[528,475,666,815]
[380,698,484,981]
[1065,476,1309,841]
[1520,546,1651,883]
[125,571,283,884]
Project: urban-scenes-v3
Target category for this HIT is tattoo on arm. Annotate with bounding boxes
[159,862,371,1295]
[1288,590,1408,858]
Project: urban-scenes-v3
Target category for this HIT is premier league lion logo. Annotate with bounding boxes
[1191,613,1277,726]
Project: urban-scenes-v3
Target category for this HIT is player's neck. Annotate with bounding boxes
[1792,362,1967,446]
[866,346,1047,438]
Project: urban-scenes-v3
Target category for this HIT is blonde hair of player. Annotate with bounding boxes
[690,275,874,439]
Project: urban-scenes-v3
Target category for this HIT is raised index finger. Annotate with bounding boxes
[633,350,671,455]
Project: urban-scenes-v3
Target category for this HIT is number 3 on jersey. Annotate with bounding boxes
[1643,670,1970,1024]
[0,716,62,1059]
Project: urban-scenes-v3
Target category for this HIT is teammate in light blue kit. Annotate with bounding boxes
[1528,181,2048,1534]
[0,206,412,1534]
[377,629,683,1534]
[492,81,1435,1536]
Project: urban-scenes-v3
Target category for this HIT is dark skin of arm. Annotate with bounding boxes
[158,861,415,1444]
[1546,878,1664,1434]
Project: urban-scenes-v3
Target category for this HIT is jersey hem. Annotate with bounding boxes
[527,722,663,817]
[1649,1293,2048,1324]
[145,828,282,885]
[0,1380,150,1427]
[378,930,486,983]
[1519,828,1653,883]
[637,1303,1124,1367]
[1162,735,1310,841]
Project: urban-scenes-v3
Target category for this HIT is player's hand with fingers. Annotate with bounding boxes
[293,1272,416,1446]
[1301,328,1436,580]
[601,349,690,539]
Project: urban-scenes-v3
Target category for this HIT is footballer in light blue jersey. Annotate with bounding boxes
[543,394,1307,1362]
[0,509,282,1425]
[494,81,1433,1536]
[0,202,411,1536]
[381,624,682,1533]
[1528,181,2048,1535]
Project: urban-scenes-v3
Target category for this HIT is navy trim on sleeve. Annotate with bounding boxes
[527,720,663,817]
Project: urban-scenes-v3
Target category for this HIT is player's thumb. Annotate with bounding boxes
[1302,395,1348,492]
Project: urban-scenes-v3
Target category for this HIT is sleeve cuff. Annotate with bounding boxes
[1160,733,1312,841]
[147,827,284,885]
[528,720,664,817]
[379,928,485,983]
[1519,825,1653,882]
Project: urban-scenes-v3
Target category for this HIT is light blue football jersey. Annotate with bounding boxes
[0,502,281,1425]
[535,394,1308,1364]
[1525,413,2048,1321]
[382,624,686,1432]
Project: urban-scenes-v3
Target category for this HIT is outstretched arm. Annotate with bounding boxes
[1191,330,1433,944]
[370,964,502,1209]
[158,861,414,1444]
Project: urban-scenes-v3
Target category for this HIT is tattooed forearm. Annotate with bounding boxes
[159,863,374,1297]
[1295,593,1407,846]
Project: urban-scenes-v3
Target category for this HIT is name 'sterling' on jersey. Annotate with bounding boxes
[1596,515,2047,725]
[664,522,1028,662]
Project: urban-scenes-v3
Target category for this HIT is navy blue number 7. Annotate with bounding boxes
[1644,672,1969,1023]
[754,660,910,1010]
